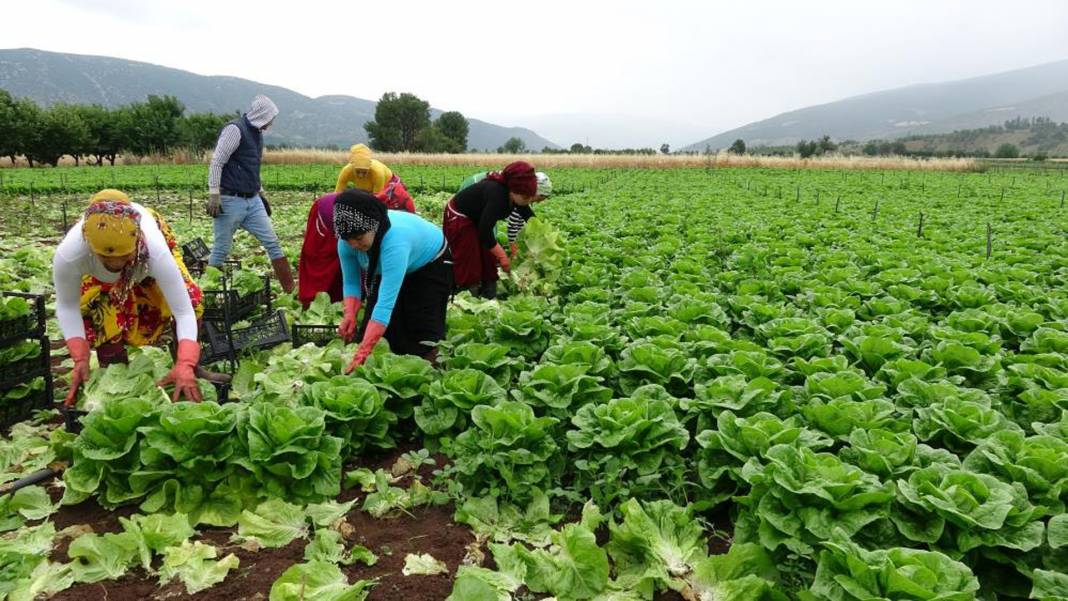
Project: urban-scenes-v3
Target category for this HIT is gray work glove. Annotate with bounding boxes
[260,191,272,217]
[206,193,222,218]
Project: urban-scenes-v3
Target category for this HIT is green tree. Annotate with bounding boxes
[498,137,526,153]
[660,143,671,154]
[994,143,1020,159]
[364,92,431,152]
[729,139,746,154]
[125,95,185,156]
[81,105,131,166]
[0,92,42,165]
[181,111,234,157]
[817,135,837,154]
[24,103,91,167]
[434,111,468,153]
[414,126,453,153]
[570,142,592,154]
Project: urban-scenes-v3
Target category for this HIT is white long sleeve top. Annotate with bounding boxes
[52,202,198,343]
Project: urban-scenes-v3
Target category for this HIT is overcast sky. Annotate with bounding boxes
[7,0,1068,146]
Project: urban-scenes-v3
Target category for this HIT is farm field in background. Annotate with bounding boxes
[0,166,1066,600]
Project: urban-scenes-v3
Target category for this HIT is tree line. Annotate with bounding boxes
[0,90,233,167]
[363,92,469,153]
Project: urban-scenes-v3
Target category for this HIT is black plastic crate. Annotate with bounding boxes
[291,324,339,347]
[0,339,49,390]
[182,238,210,264]
[0,292,46,347]
[201,276,271,324]
[201,309,290,365]
[1,377,52,431]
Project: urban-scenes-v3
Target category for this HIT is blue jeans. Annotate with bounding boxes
[209,194,284,265]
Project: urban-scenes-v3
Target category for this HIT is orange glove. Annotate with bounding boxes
[338,296,362,342]
[64,337,91,407]
[345,320,386,374]
[490,244,510,273]
[157,340,203,402]
[509,242,519,260]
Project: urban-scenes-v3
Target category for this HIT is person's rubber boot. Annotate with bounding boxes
[478,280,497,300]
[422,347,440,368]
[96,342,128,366]
[271,257,296,294]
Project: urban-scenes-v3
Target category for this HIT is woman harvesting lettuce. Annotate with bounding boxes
[444,161,545,299]
[457,169,553,263]
[53,189,206,404]
[334,190,452,371]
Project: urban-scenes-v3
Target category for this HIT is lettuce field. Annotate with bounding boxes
[1,165,1067,600]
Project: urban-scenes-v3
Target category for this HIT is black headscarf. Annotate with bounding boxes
[334,189,391,333]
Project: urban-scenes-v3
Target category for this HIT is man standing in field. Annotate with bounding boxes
[205,94,295,292]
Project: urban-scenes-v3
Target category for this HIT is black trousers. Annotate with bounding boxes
[381,250,453,357]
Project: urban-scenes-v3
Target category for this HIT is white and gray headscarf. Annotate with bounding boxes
[334,190,391,334]
[333,189,388,241]
[246,95,279,129]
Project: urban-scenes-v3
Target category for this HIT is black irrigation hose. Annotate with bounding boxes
[0,462,66,497]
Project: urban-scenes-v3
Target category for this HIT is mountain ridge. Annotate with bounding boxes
[0,47,560,151]
[682,58,1068,151]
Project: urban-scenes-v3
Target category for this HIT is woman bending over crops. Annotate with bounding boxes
[334,144,416,213]
[297,192,344,308]
[444,161,542,299]
[53,190,205,404]
[457,169,552,262]
[334,190,452,370]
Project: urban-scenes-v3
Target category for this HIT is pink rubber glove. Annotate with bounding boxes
[509,242,519,260]
[157,340,203,402]
[338,296,362,342]
[64,337,91,407]
[490,244,511,273]
[345,320,387,374]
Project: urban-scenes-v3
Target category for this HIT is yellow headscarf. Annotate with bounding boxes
[349,144,372,170]
[82,189,140,257]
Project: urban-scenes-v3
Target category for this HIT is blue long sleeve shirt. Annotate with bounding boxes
[338,210,445,326]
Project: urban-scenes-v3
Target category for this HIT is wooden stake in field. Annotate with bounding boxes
[834,196,841,213]
[1061,191,1065,209]
[917,212,924,238]
[986,223,992,259]
[872,198,880,221]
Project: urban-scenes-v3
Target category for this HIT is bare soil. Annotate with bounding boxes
[47,443,475,601]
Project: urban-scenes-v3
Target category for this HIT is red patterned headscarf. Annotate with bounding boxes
[485,161,537,197]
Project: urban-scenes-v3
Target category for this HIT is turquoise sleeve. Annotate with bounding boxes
[337,239,363,299]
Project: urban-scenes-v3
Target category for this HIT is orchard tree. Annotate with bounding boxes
[364,92,431,152]
[125,95,185,156]
[498,137,526,153]
[729,139,746,154]
[24,103,91,167]
[434,111,468,152]
[182,111,234,157]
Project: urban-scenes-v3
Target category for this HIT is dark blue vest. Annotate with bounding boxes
[219,116,263,194]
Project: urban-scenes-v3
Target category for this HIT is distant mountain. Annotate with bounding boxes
[683,59,1068,151]
[0,48,560,151]
[501,113,709,150]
